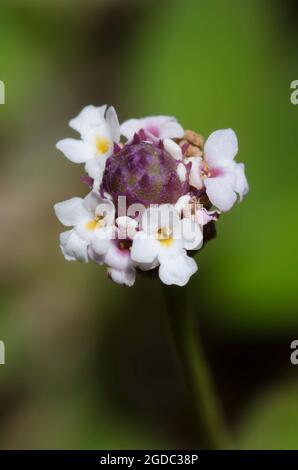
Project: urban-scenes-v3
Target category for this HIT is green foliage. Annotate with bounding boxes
[126,0,298,332]
[236,381,298,449]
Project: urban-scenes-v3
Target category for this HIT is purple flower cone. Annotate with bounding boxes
[101,134,190,208]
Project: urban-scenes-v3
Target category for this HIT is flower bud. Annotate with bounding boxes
[101,134,190,208]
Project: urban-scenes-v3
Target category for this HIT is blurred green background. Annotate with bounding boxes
[0,0,297,449]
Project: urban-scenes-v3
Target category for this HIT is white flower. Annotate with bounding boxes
[188,129,249,212]
[130,205,200,286]
[89,240,136,287]
[120,115,184,142]
[56,105,120,185]
[54,191,115,262]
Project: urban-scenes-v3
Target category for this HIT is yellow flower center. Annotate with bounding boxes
[86,215,105,231]
[156,227,173,247]
[95,136,109,155]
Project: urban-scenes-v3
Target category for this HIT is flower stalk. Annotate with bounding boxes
[163,284,229,449]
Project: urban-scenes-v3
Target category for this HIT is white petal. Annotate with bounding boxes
[234,163,249,201]
[84,156,107,181]
[179,218,203,250]
[204,129,238,166]
[163,138,183,160]
[87,245,104,265]
[95,200,115,226]
[175,195,191,216]
[116,216,138,239]
[69,105,107,135]
[177,163,187,183]
[130,232,159,264]
[157,238,184,261]
[159,118,184,139]
[92,178,101,193]
[188,156,204,190]
[105,106,120,142]
[56,138,94,163]
[54,197,89,226]
[205,176,237,212]
[159,253,198,286]
[120,118,142,140]
[83,191,101,212]
[137,260,160,271]
[107,267,136,287]
[91,227,112,255]
[59,230,89,263]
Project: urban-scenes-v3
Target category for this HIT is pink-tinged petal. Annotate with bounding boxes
[107,267,136,287]
[104,241,132,271]
[195,208,219,225]
[56,138,94,163]
[120,115,184,142]
[235,163,249,201]
[159,253,198,286]
[105,106,120,142]
[144,116,183,140]
[54,197,89,226]
[205,176,237,212]
[204,129,238,166]
[69,105,107,135]
[59,230,89,263]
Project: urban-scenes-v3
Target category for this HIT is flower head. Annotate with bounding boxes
[101,133,190,208]
[54,105,249,286]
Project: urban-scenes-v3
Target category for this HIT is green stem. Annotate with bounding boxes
[163,285,229,449]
